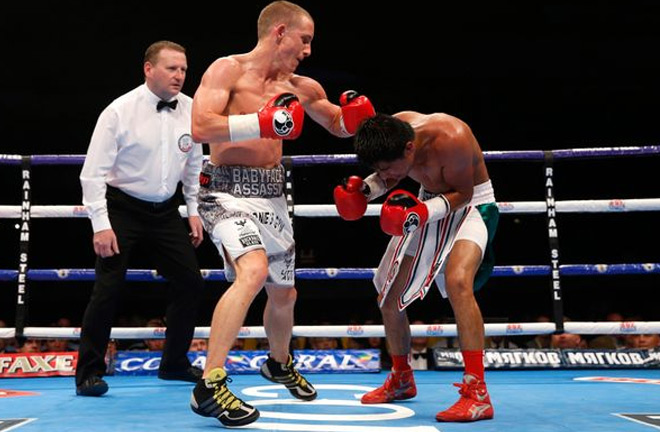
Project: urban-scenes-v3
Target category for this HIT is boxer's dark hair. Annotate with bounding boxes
[354,113,415,166]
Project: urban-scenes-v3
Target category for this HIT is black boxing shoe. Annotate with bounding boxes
[190,368,259,427]
[76,376,109,397]
[158,365,203,383]
[259,354,317,401]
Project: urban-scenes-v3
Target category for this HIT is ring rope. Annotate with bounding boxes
[1,198,660,220]
[0,264,658,282]
[2,147,658,340]
[1,145,660,165]
[2,322,660,340]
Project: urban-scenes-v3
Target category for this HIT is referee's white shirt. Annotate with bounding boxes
[80,84,203,233]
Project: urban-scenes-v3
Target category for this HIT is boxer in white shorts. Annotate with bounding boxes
[186,2,377,426]
[334,112,499,423]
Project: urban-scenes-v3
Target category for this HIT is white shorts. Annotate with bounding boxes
[373,181,495,310]
[198,163,295,287]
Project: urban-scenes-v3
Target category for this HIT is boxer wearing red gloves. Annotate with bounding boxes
[336,112,499,423]
[188,2,375,427]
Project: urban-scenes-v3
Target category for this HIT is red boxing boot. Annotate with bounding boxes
[361,369,417,404]
[436,374,494,422]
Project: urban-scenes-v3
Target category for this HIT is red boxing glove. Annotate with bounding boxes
[333,176,368,221]
[339,90,375,135]
[258,93,305,140]
[380,190,429,236]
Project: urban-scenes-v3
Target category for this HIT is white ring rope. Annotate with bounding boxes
[2,322,659,340]
[1,198,660,220]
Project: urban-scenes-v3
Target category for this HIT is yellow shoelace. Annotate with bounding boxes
[209,377,242,411]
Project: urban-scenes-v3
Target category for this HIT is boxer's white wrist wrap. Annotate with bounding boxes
[363,173,387,201]
[425,194,451,221]
[339,116,350,136]
[228,113,261,142]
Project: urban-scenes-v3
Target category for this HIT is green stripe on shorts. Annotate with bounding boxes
[474,202,499,291]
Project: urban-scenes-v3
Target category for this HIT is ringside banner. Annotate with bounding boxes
[114,349,381,375]
[0,352,77,377]
[433,348,660,369]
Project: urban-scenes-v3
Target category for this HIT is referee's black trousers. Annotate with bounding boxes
[76,186,204,385]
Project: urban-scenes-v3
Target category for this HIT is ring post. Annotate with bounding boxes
[543,151,565,333]
[15,156,33,341]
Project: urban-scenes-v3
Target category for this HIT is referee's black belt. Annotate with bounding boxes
[106,185,177,210]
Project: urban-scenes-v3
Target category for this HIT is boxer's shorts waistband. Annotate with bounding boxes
[199,162,284,198]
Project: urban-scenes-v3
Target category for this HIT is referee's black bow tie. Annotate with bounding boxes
[157,99,178,111]
[412,353,424,360]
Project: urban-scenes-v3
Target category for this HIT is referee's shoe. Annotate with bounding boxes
[190,368,259,426]
[76,376,109,396]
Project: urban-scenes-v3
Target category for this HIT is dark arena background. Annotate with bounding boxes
[2,1,658,328]
[1,2,660,431]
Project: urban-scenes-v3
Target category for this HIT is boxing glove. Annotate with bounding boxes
[334,176,368,221]
[380,189,451,236]
[228,93,304,142]
[339,90,375,135]
[380,190,429,236]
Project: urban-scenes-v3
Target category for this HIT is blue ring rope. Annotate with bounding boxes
[0,263,657,282]
[1,146,659,165]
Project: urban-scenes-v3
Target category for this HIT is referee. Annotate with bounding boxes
[76,41,205,396]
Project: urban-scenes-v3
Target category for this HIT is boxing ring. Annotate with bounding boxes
[1,147,660,431]
[2,370,659,431]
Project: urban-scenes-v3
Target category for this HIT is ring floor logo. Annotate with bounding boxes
[0,419,36,431]
[235,383,440,432]
[615,414,660,430]
[0,390,38,398]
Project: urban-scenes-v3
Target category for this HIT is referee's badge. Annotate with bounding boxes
[178,133,193,152]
